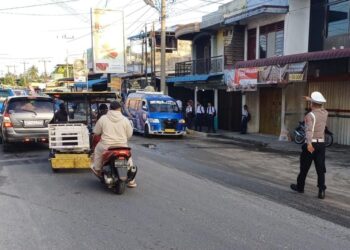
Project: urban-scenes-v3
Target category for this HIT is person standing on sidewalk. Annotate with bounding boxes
[185,100,194,129]
[176,99,183,113]
[291,91,328,199]
[206,102,216,133]
[195,102,205,132]
[240,105,250,134]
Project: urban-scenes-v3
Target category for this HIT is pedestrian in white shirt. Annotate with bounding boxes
[206,102,216,133]
[176,100,183,112]
[185,100,194,129]
[241,105,250,134]
[195,102,205,132]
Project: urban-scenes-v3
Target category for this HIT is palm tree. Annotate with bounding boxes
[27,66,39,82]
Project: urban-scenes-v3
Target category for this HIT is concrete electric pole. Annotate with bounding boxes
[143,0,172,94]
[39,59,51,82]
[160,0,167,94]
[20,61,29,85]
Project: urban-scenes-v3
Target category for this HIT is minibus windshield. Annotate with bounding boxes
[149,100,179,113]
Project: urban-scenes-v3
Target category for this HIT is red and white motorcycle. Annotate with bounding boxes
[91,136,137,194]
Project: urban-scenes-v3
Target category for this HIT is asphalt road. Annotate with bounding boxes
[0,136,349,250]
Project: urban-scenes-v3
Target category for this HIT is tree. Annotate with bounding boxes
[18,74,26,86]
[27,65,39,82]
[4,73,15,85]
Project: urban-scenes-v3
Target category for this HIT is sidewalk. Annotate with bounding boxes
[187,129,350,162]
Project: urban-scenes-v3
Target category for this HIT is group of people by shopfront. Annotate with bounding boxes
[183,100,216,133]
[183,100,250,134]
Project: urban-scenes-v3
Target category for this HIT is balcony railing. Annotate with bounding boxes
[175,56,224,76]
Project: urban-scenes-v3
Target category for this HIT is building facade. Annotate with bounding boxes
[168,0,350,145]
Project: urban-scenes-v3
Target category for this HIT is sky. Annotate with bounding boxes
[0,0,232,76]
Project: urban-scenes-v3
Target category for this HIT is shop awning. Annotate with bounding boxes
[225,5,288,25]
[235,48,350,69]
[74,78,108,88]
[167,73,223,84]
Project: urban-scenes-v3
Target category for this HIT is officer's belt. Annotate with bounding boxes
[312,139,325,143]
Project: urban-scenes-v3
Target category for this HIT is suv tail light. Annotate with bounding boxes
[3,112,13,128]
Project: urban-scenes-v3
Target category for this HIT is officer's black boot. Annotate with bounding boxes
[318,189,325,199]
[290,184,304,193]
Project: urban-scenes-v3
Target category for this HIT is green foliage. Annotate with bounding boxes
[27,65,39,82]
[4,73,15,85]
[52,64,73,78]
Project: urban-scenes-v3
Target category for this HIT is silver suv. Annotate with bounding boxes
[0,96,54,152]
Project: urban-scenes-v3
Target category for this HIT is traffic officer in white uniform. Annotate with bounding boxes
[291,91,328,199]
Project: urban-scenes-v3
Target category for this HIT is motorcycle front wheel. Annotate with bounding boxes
[325,133,333,147]
[113,181,126,195]
[294,133,305,144]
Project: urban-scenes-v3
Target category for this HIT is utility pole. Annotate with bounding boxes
[145,24,148,85]
[5,65,16,85]
[143,0,171,93]
[39,59,51,82]
[160,0,167,94]
[151,22,155,86]
[5,65,11,74]
[141,31,144,75]
[20,61,29,85]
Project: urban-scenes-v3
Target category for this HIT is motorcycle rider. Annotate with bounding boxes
[92,101,136,188]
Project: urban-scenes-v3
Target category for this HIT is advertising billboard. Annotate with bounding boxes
[73,59,88,83]
[91,9,126,74]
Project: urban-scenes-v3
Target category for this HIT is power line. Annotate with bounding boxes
[122,0,139,9]
[170,0,230,17]
[0,11,89,16]
[126,7,155,34]
[68,5,155,43]
[0,0,79,11]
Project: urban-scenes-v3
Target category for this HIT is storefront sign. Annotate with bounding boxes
[259,65,288,84]
[232,61,308,88]
[286,62,307,82]
[230,68,258,91]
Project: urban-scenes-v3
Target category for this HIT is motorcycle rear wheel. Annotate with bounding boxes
[294,133,305,144]
[325,133,333,147]
[113,181,126,195]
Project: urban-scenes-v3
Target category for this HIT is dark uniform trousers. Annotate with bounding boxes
[297,142,326,191]
[195,114,204,132]
[207,114,215,133]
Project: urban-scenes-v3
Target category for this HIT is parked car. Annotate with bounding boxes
[124,91,186,137]
[0,88,15,111]
[0,96,54,152]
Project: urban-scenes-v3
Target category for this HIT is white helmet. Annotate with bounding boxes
[305,91,326,104]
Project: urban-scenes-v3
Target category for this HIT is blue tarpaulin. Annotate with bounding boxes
[74,78,108,88]
[166,73,224,84]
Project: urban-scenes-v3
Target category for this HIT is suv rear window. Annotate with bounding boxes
[7,98,53,114]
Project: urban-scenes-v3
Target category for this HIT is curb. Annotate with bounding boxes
[189,130,301,154]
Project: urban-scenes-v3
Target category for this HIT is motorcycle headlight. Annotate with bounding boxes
[179,119,186,124]
[148,118,160,123]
